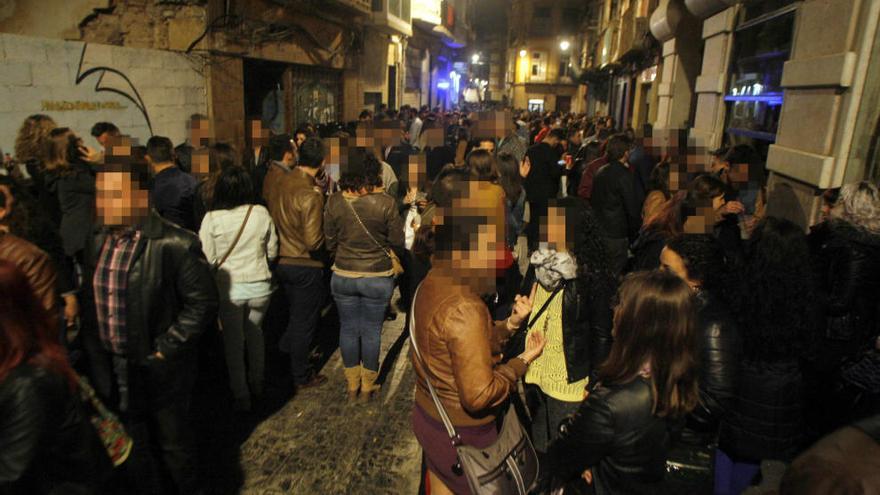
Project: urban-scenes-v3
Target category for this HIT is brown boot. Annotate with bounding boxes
[343,366,361,400]
[360,368,381,401]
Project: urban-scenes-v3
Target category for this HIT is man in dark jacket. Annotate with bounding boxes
[591,134,641,274]
[146,136,198,231]
[81,161,218,494]
[524,128,573,250]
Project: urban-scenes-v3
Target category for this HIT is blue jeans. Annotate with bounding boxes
[276,264,326,384]
[714,448,761,495]
[330,273,394,371]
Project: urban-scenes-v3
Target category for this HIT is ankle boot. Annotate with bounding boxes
[343,366,361,400]
[360,368,381,401]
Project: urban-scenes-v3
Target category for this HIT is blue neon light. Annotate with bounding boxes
[437,81,450,89]
[724,94,784,107]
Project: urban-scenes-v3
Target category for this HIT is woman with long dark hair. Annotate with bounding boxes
[544,270,700,494]
[661,234,741,441]
[716,217,817,495]
[198,166,277,412]
[519,197,615,453]
[42,127,98,260]
[0,260,110,493]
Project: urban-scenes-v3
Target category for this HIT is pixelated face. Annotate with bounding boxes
[727,163,750,185]
[96,171,150,227]
[104,136,135,165]
[249,119,270,147]
[540,206,568,251]
[190,117,211,148]
[191,148,210,177]
[471,111,513,141]
[421,127,445,148]
[441,182,506,291]
[407,154,427,190]
[373,122,398,149]
[669,166,683,193]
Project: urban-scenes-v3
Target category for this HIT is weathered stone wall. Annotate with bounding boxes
[0,32,207,154]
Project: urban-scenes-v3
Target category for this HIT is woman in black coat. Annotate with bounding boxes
[660,235,741,440]
[807,181,880,431]
[0,261,111,494]
[42,128,97,260]
[543,270,700,495]
[717,217,817,495]
[516,198,615,453]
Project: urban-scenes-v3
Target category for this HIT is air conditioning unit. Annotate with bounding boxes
[371,0,413,37]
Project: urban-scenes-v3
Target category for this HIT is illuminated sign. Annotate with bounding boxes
[412,0,442,25]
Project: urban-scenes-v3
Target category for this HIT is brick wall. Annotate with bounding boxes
[0,32,207,154]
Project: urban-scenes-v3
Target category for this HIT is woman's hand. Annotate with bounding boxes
[404,186,418,205]
[519,330,546,364]
[719,200,745,216]
[78,145,102,164]
[519,156,531,178]
[63,294,79,327]
[508,283,537,329]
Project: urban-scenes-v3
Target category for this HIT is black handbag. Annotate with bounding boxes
[410,284,539,494]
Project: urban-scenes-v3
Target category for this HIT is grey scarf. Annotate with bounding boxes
[530,246,578,291]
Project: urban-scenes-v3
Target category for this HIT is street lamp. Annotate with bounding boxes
[519,49,527,58]
[559,40,571,51]
[471,53,480,64]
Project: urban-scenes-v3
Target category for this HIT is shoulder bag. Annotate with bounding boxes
[213,205,254,271]
[77,375,133,467]
[409,284,538,495]
[345,198,404,276]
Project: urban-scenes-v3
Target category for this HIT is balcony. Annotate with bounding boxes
[614,7,650,62]
[371,0,413,36]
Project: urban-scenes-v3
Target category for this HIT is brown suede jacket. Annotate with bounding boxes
[0,232,57,313]
[411,270,527,427]
[269,167,325,267]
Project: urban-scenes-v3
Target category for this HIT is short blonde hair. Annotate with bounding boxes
[836,181,880,233]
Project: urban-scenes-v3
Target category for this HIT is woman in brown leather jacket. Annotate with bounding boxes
[410,169,546,495]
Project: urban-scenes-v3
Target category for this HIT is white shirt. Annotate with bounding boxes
[199,204,278,298]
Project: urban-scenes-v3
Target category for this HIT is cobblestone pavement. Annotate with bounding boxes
[237,307,421,494]
[192,291,422,495]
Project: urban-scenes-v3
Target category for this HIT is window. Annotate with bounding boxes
[529,52,547,81]
[723,9,795,152]
[531,6,552,34]
[528,98,545,112]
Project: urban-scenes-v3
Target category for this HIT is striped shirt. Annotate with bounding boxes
[93,230,141,354]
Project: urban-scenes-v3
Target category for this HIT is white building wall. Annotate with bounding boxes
[0,33,207,154]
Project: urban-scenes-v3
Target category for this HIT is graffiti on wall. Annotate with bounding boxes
[75,43,153,135]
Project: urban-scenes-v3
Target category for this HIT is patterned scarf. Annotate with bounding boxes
[530,246,578,291]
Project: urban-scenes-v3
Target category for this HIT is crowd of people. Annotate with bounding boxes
[0,106,878,495]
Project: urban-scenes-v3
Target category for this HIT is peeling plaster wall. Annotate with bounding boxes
[0,32,207,155]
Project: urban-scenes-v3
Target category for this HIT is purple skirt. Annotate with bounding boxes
[411,403,498,495]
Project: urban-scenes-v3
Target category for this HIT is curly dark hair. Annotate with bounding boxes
[732,216,817,361]
[665,234,732,304]
[554,197,616,298]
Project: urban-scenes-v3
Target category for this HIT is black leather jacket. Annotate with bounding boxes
[591,161,641,241]
[808,219,880,348]
[519,267,613,384]
[687,291,741,435]
[546,377,672,495]
[324,191,404,274]
[0,364,111,494]
[80,211,218,409]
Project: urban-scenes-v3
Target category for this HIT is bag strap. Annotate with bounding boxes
[409,284,462,444]
[345,197,393,258]
[215,204,254,269]
[526,281,565,329]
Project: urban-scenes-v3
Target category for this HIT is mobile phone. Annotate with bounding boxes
[557,160,566,166]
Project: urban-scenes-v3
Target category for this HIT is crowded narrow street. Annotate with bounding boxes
[1,0,879,494]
